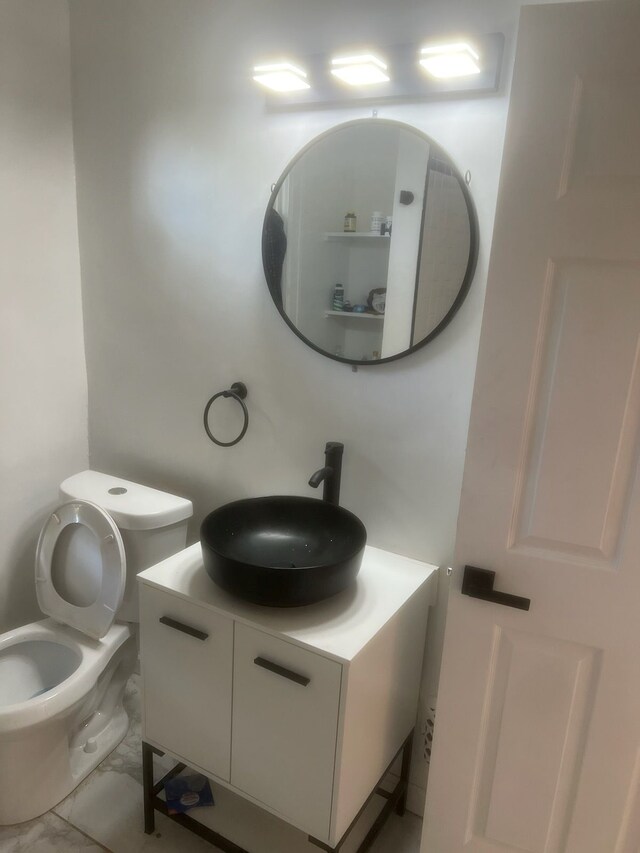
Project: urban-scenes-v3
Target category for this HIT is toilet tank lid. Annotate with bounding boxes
[59,470,193,531]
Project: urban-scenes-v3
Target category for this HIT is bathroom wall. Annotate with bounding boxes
[0,0,88,631]
[68,0,522,808]
[413,168,472,342]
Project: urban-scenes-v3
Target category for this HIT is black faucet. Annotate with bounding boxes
[308,442,344,506]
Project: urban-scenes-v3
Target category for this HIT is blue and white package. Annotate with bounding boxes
[164,774,214,814]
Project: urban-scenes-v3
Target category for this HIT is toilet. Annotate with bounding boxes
[0,471,192,825]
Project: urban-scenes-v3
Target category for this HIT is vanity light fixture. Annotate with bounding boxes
[256,35,503,109]
[252,62,310,92]
[419,42,481,79]
[330,54,390,86]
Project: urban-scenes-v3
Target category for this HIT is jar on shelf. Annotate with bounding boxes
[344,212,356,232]
[370,211,384,233]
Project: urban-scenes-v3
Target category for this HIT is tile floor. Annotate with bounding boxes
[0,677,423,853]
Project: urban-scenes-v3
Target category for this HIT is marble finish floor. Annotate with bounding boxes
[0,677,423,853]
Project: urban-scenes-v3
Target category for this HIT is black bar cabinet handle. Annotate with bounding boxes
[254,656,310,687]
[461,565,531,612]
[159,615,209,641]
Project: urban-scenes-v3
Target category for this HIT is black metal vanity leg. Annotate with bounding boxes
[395,731,414,816]
[142,741,156,834]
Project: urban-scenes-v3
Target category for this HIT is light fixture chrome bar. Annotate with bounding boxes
[254,34,504,109]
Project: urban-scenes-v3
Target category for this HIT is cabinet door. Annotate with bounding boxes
[140,584,233,780]
[231,624,342,840]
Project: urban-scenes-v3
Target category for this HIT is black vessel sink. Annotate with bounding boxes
[200,496,367,607]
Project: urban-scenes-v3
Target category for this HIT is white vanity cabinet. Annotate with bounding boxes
[139,585,233,781]
[231,624,342,838]
[138,543,437,847]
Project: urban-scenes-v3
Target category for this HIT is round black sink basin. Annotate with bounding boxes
[200,496,367,607]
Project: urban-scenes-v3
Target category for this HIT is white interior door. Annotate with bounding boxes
[423,3,640,852]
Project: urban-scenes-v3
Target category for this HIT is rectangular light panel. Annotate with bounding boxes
[253,62,310,92]
[330,54,390,86]
[419,43,481,79]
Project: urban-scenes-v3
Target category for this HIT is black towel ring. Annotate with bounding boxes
[203,382,249,447]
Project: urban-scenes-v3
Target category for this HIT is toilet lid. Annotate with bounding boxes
[35,500,126,640]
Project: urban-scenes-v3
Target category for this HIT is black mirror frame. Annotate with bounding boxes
[262,118,479,367]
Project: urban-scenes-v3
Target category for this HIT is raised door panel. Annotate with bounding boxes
[469,629,600,852]
[140,585,233,780]
[231,624,342,841]
[511,259,640,566]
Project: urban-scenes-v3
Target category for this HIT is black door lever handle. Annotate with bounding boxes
[462,565,531,611]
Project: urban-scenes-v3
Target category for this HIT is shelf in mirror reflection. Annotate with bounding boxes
[324,310,384,320]
[324,232,391,243]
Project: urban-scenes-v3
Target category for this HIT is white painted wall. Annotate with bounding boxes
[68,0,526,805]
[413,167,472,341]
[0,0,88,631]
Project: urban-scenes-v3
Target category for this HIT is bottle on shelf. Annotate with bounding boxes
[332,283,345,311]
[344,212,356,233]
[370,211,383,233]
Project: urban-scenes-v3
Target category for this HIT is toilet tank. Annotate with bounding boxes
[59,470,193,622]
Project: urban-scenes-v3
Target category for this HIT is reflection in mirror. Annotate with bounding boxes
[263,119,478,365]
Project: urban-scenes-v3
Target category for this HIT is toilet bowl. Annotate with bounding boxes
[0,619,134,824]
[0,472,192,824]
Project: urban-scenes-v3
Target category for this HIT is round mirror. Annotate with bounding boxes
[263,119,478,365]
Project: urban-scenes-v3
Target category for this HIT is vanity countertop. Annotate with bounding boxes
[137,543,438,664]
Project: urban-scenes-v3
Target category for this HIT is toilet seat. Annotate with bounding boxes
[35,501,126,640]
